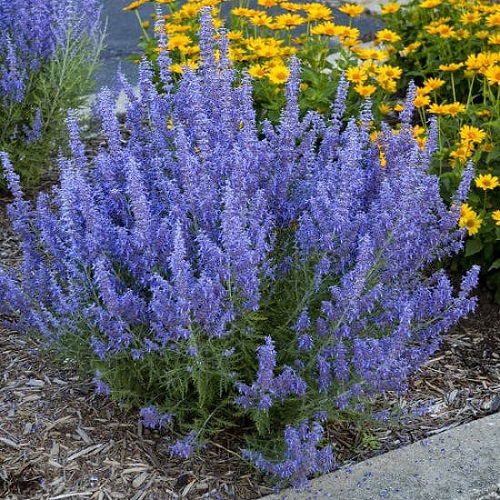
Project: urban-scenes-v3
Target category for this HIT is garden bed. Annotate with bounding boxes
[1,192,498,498]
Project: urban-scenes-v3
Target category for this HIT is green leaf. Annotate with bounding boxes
[488,259,500,271]
[464,238,483,257]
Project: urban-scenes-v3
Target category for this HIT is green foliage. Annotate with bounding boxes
[0,30,102,191]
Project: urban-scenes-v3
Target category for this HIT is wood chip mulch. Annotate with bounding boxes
[1,187,499,500]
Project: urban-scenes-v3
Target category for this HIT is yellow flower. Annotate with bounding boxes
[311,21,338,36]
[393,103,404,112]
[414,95,431,108]
[492,210,500,226]
[375,29,401,44]
[227,30,244,41]
[413,125,426,137]
[460,126,487,144]
[439,63,464,71]
[416,136,427,150]
[273,13,306,29]
[248,64,267,78]
[434,24,456,38]
[489,34,500,45]
[255,44,281,58]
[257,0,279,7]
[460,11,481,24]
[379,103,392,114]
[476,30,490,40]
[377,76,397,92]
[370,130,380,142]
[475,109,492,118]
[123,0,148,11]
[304,4,333,21]
[442,102,466,116]
[169,60,198,74]
[338,3,364,17]
[416,86,431,97]
[486,12,500,27]
[484,65,500,85]
[280,2,303,11]
[267,65,290,84]
[401,41,421,56]
[380,3,400,15]
[420,0,442,9]
[377,64,402,80]
[428,103,447,115]
[466,52,500,71]
[379,150,387,167]
[167,34,192,50]
[475,174,500,190]
[460,203,474,218]
[423,78,445,91]
[454,29,471,40]
[179,45,200,56]
[355,84,377,97]
[346,66,368,84]
[450,143,474,163]
[231,7,252,16]
[459,212,482,236]
[250,13,274,27]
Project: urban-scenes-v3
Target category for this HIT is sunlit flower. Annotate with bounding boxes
[459,211,482,236]
[492,210,500,226]
[401,41,421,56]
[338,3,364,17]
[460,11,481,24]
[414,95,430,108]
[168,34,192,50]
[346,66,367,84]
[379,103,392,114]
[423,77,446,91]
[267,64,290,84]
[304,4,333,21]
[375,29,401,44]
[475,174,500,190]
[380,3,400,15]
[442,102,466,116]
[124,0,148,11]
[460,126,487,144]
[257,0,280,7]
[486,12,500,28]
[377,64,402,80]
[248,64,267,78]
[439,63,464,71]
[273,13,306,29]
[420,0,442,9]
[484,65,500,85]
[354,83,376,97]
[311,22,338,36]
[489,34,500,45]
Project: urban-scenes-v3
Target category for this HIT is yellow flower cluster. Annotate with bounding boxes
[459,203,482,235]
[125,0,374,83]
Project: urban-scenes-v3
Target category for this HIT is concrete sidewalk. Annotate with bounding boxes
[263,413,500,500]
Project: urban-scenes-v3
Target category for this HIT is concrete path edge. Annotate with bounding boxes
[262,413,500,500]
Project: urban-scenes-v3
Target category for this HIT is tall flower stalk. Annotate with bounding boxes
[0,10,478,489]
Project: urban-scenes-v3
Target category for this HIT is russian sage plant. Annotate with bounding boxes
[0,0,102,189]
[0,11,478,489]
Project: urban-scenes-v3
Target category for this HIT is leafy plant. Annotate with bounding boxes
[0,0,103,190]
[0,12,479,489]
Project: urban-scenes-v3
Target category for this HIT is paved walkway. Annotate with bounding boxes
[96,0,384,87]
[263,413,500,500]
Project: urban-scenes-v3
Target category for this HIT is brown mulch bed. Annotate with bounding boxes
[1,189,499,499]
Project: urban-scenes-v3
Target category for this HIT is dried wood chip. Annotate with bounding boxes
[132,471,149,489]
[67,444,105,462]
[0,437,20,449]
